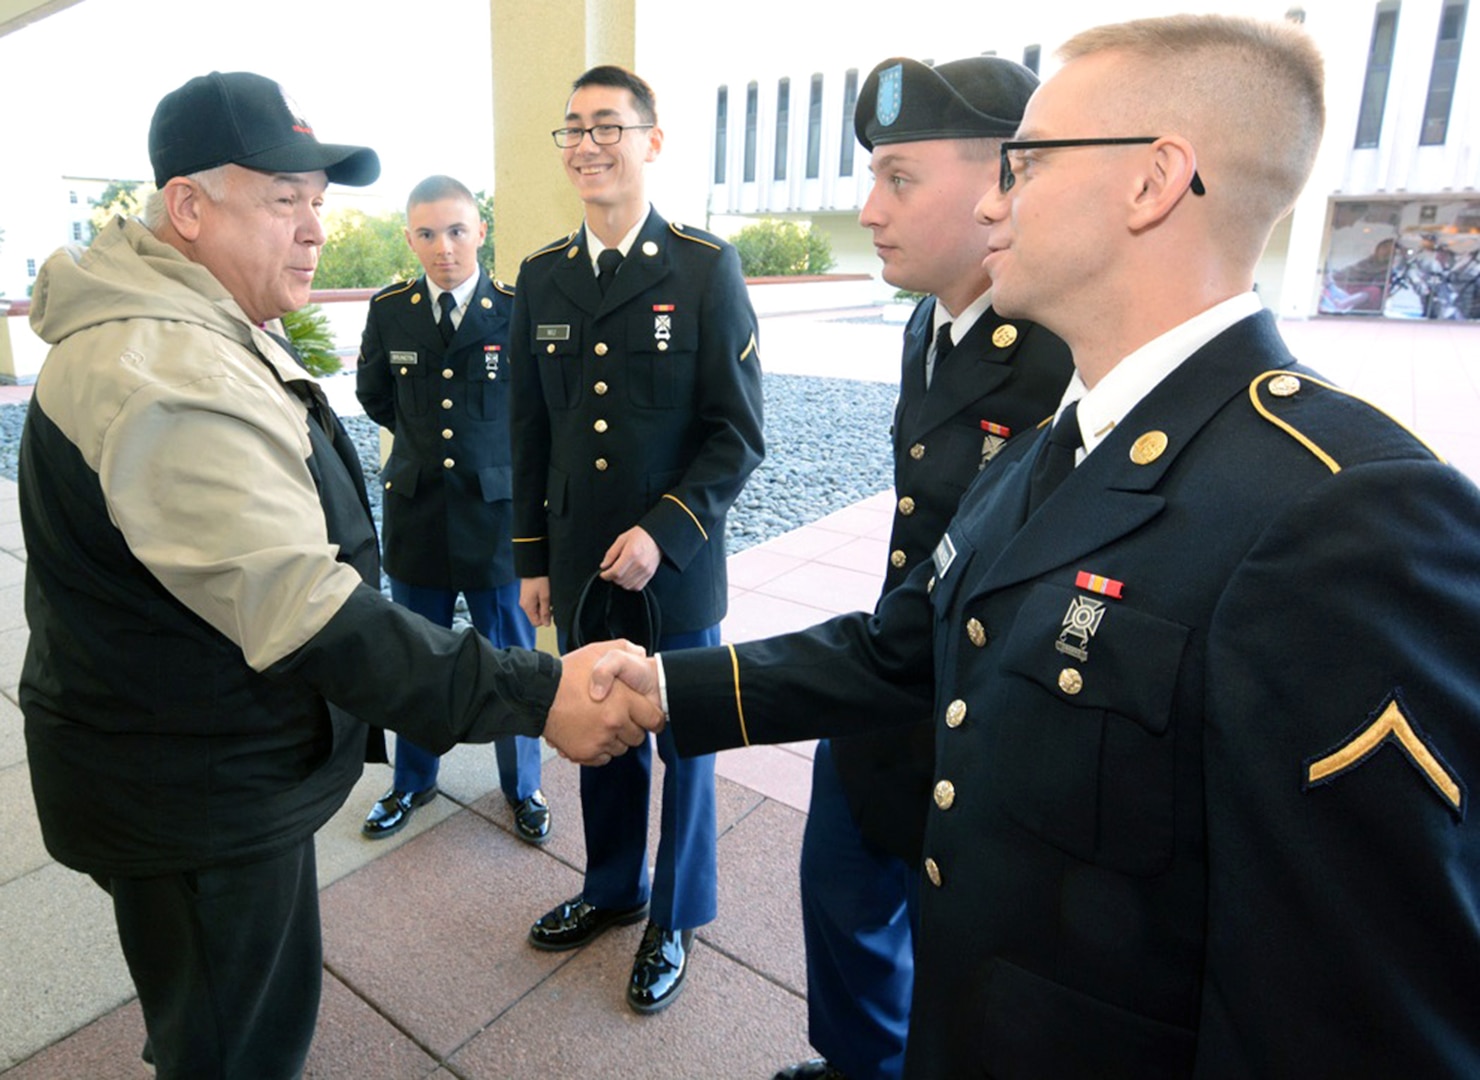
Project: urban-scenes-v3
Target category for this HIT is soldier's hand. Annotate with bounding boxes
[600,526,661,591]
[520,577,553,627]
[544,640,663,765]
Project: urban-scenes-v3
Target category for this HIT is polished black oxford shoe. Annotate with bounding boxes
[773,1059,849,1080]
[626,922,694,1014]
[510,789,551,844]
[528,895,649,951]
[361,786,437,839]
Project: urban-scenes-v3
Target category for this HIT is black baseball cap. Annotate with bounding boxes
[149,71,380,188]
[855,56,1039,151]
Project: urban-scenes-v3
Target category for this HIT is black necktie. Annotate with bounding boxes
[1026,400,1082,515]
[597,248,623,296]
[438,291,457,345]
[927,320,953,388]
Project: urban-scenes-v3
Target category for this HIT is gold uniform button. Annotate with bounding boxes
[595,342,609,357]
[487,371,496,380]
[924,858,942,887]
[898,496,916,516]
[933,780,956,810]
[442,368,454,380]
[909,443,926,461]
[991,323,1018,348]
[594,381,609,395]
[441,429,453,440]
[1269,374,1302,397]
[567,246,580,259]
[945,699,966,728]
[546,343,556,355]
[927,576,937,594]
[1058,668,1084,695]
[658,341,669,352]
[890,550,907,569]
[411,293,422,304]
[443,458,455,469]
[1130,431,1168,465]
[642,240,659,256]
[442,399,453,409]
[398,366,408,376]
[594,419,608,433]
[966,618,987,647]
[384,481,392,490]
[595,458,609,472]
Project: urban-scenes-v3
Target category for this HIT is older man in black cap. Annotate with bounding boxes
[775,56,1071,1080]
[19,71,657,1079]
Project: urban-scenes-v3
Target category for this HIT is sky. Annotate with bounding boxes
[0,0,496,207]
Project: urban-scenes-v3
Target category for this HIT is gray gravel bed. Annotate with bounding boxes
[0,372,897,554]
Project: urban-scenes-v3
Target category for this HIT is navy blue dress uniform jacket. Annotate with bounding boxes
[509,211,764,634]
[357,270,518,591]
[829,297,1072,863]
[661,310,1480,1077]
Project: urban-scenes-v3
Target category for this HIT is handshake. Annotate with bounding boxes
[542,640,668,766]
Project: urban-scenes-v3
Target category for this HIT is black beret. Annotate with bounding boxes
[567,572,662,654]
[855,56,1039,151]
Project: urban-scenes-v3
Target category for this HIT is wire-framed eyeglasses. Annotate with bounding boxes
[551,123,654,149]
[999,137,1207,196]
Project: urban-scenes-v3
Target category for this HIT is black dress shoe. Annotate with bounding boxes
[773,1059,848,1080]
[510,789,550,844]
[626,922,694,1014]
[528,895,649,951]
[361,786,437,839]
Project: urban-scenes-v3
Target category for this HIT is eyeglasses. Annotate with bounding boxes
[550,123,654,149]
[999,137,1207,196]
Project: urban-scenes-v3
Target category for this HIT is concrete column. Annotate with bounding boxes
[488,0,636,285]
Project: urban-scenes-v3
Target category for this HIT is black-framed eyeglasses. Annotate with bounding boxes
[551,123,654,149]
[999,137,1206,196]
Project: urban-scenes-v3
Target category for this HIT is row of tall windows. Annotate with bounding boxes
[1357,0,1469,148]
[715,70,859,184]
[713,46,1042,186]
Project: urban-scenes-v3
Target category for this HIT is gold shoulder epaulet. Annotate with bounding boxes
[372,279,418,304]
[524,231,579,264]
[669,222,721,251]
[1248,370,1446,474]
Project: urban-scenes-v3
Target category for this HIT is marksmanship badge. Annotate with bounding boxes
[1056,595,1104,661]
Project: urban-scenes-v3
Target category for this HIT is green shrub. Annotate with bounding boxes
[282,304,341,377]
[732,218,835,277]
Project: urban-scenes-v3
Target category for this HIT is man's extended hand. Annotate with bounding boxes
[590,647,663,715]
[520,576,552,627]
[546,640,664,765]
[600,525,661,591]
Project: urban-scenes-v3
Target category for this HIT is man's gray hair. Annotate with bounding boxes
[142,166,231,231]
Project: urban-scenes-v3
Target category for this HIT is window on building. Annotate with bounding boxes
[68,190,78,204]
[71,222,83,241]
[714,86,728,184]
[1355,3,1400,149]
[839,68,858,176]
[744,82,758,183]
[1023,45,1041,74]
[1421,0,1467,145]
[805,73,823,179]
[774,78,790,181]
[26,259,37,277]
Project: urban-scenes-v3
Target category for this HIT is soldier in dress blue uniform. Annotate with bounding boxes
[511,66,764,1014]
[776,55,1071,1080]
[594,15,1480,1077]
[356,175,549,844]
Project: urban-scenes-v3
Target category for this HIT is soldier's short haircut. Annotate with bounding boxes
[570,65,658,124]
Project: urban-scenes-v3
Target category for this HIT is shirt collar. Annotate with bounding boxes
[426,271,479,313]
[933,288,994,349]
[586,206,652,273]
[1058,290,1265,460]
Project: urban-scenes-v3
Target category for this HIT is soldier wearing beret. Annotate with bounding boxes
[356,175,550,845]
[511,64,764,1014]
[596,14,1480,1076]
[776,55,1071,1080]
